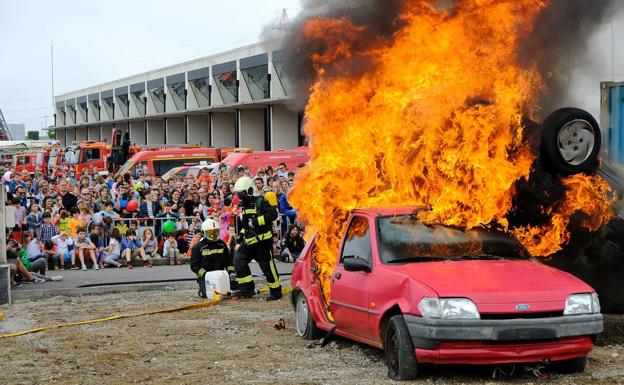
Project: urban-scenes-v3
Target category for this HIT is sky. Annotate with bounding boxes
[0,0,301,134]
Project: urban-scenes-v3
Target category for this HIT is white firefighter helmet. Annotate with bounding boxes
[202,218,220,241]
[234,175,254,193]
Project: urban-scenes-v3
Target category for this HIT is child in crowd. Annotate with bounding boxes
[42,240,56,270]
[73,227,99,271]
[140,228,159,259]
[25,202,43,233]
[177,229,190,255]
[57,209,70,233]
[101,201,120,218]
[101,228,123,268]
[187,232,202,257]
[224,224,237,253]
[13,197,27,230]
[25,231,45,263]
[52,231,73,270]
[176,207,189,231]
[68,207,84,237]
[89,223,105,265]
[38,212,58,243]
[122,229,152,268]
[163,233,180,265]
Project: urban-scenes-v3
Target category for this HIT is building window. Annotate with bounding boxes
[241,64,269,100]
[149,86,165,114]
[213,71,238,104]
[168,82,186,111]
[131,90,146,116]
[189,77,210,107]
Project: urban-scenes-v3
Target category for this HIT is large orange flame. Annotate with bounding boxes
[289,0,613,301]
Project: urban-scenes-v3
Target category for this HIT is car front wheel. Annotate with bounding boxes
[294,292,321,340]
[384,315,419,381]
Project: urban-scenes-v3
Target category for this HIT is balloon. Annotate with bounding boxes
[3,171,11,183]
[162,220,176,234]
[134,182,143,191]
[126,200,139,212]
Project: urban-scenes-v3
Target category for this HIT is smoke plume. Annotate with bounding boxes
[282,0,620,116]
[520,0,618,115]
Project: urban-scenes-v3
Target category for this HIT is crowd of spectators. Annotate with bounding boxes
[3,162,306,287]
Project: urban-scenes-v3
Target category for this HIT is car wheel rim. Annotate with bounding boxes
[386,328,399,375]
[557,119,595,166]
[295,296,309,337]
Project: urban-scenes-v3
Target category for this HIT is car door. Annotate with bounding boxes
[330,216,374,340]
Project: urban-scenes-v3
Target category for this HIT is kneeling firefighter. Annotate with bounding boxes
[233,176,282,300]
[190,218,235,298]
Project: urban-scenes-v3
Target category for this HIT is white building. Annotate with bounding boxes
[53,41,302,150]
[7,123,25,140]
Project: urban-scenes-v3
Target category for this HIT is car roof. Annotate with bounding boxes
[351,206,428,217]
[128,148,217,161]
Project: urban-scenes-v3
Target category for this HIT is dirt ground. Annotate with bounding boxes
[1,289,623,385]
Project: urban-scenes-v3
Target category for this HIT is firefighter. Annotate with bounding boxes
[232,176,282,301]
[190,218,235,298]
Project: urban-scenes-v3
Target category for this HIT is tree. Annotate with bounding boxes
[47,129,56,139]
[26,131,40,140]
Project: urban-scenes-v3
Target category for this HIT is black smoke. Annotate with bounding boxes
[281,0,408,108]
[520,0,619,115]
[281,0,619,114]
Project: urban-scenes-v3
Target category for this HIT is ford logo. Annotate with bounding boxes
[515,304,530,311]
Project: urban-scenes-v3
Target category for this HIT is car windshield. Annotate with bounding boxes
[116,161,134,176]
[377,215,530,264]
[161,167,182,181]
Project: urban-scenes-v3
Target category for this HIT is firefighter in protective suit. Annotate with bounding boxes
[190,218,235,298]
[233,176,282,300]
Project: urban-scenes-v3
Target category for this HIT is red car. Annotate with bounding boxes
[291,207,603,380]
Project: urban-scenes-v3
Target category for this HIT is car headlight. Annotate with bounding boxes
[418,297,480,319]
[564,293,600,315]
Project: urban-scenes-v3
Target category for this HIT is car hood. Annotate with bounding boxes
[395,260,594,311]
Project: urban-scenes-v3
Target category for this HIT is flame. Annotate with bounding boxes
[290,0,613,302]
[513,174,614,256]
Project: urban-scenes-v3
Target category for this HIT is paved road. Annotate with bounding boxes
[10,261,294,300]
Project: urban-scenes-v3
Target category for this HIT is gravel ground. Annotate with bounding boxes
[1,290,623,385]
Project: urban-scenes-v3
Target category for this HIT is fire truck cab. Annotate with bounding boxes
[61,128,138,175]
[14,152,47,175]
[63,141,112,175]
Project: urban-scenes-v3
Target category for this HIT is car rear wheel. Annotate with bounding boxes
[540,108,601,176]
[294,292,321,340]
[552,356,587,374]
[384,315,419,381]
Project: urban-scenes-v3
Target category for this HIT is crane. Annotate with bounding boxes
[0,108,11,140]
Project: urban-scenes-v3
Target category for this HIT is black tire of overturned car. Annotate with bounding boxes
[551,356,587,374]
[540,108,601,176]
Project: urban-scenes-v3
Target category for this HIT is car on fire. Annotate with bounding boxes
[291,207,604,380]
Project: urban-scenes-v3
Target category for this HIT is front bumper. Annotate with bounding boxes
[404,313,603,347]
[404,313,603,364]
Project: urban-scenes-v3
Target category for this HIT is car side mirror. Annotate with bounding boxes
[343,256,371,273]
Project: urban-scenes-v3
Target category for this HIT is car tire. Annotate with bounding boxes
[552,356,587,374]
[540,108,601,176]
[294,292,321,340]
[384,315,419,381]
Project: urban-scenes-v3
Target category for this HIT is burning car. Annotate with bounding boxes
[291,207,604,380]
